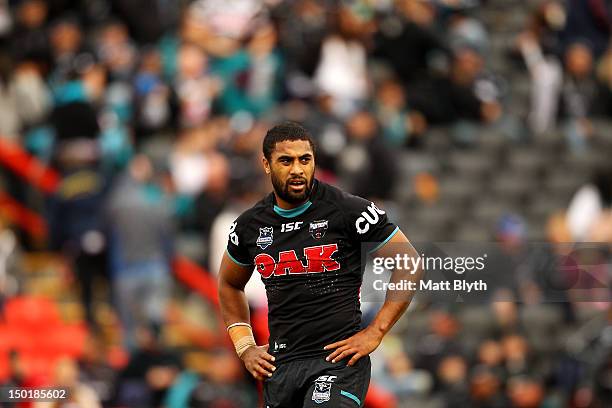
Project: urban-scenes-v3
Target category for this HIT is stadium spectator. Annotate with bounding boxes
[212,21,283,117]
[518,0,566,58]
[560,41,598,150]
[516,0,566,135]
[373,0,447,86]
[46,143,109,326]
[174,42,218,128]
[374,77,427,147]
[301,93,345,175]
[0,0,12,37]
[519,0,612,137]
[115,325,182,408]
[596,46,612,115]
[414,45,503,128]
[446,9,489,56]
[48,15,86,80]
[469,366,507,408]
[132,47,173,137]
[414,311,464,375]
[507,375,545,408]
[35,357,102,408]
[566,166,612,241]
[181,0,265,58]
[339,109,398,200]
[273,0,328,96]
[435,355,470,408]
[0,218,17,311]
[372,335,433,399]
[78,333,118,406]
[112,0,169,44]
[314,3,373,117]
[9,0,49,65]
[561,0,611,58]
[0,55,50,138]
[105,154,175,350]
[183,350,257,407]
[0,58,50,139]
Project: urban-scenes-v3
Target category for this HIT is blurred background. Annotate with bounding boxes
[0,0,610,407]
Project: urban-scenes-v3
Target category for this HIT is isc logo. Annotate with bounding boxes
[315,375,337,383]
[281,221,303,232]
[254,244,340,278]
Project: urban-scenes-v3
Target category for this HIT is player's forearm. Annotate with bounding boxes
[219,277,261,358]
[367,300,410,338]
[367,263,422,338]
[218,280,251,326]
[368,230,423,338]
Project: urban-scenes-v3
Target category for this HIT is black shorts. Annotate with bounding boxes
[263,355,371,408]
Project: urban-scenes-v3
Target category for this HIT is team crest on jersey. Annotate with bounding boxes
[309,220,328,239]
[312,381,332,404]
[256,227,274,249]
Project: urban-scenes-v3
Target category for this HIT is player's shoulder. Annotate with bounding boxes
[233,193,272,226]
[316,180,374,213]
[317,180,396,241]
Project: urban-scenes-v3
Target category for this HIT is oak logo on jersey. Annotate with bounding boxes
[256,226,274,249]
[312,381,332,404]
[254,244,340,278]
[309,220,328,239]
[356,202,386,235]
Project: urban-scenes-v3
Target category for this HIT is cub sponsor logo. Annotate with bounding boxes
[355,202,386,235]
[256,226,273,249]
[254,244,340,278]
[309,220,329,239]
[312,381,332,404]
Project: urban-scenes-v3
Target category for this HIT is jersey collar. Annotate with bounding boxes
[274,200,312,218]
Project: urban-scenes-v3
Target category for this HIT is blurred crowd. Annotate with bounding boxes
[0,0,610,407]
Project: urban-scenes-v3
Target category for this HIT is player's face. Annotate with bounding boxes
[264,140,315,205]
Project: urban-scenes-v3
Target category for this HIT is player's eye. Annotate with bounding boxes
[300,157,311,164]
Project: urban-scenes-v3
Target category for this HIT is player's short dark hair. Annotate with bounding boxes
[262,122,316,161]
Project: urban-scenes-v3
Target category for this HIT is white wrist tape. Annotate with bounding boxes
[227,322,257,357]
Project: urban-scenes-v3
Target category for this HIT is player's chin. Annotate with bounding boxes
[283,185,308,201]
[286,190,309,202]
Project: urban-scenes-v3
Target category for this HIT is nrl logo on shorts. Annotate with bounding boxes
[309,220,328,240]
[312,381,331,404]
[256,226,274,249]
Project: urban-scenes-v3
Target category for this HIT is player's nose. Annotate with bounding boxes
[289,160,304,176]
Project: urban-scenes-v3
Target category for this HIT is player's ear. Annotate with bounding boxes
[262,156,271,175]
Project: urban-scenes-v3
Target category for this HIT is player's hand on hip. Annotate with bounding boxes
[323,327,383,367]
[240,344,276,380]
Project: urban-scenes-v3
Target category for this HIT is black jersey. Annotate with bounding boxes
[226,179,399,363]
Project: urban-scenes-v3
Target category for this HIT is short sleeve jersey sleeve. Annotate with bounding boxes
[341,195,399,252]
[226,215,252,266]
